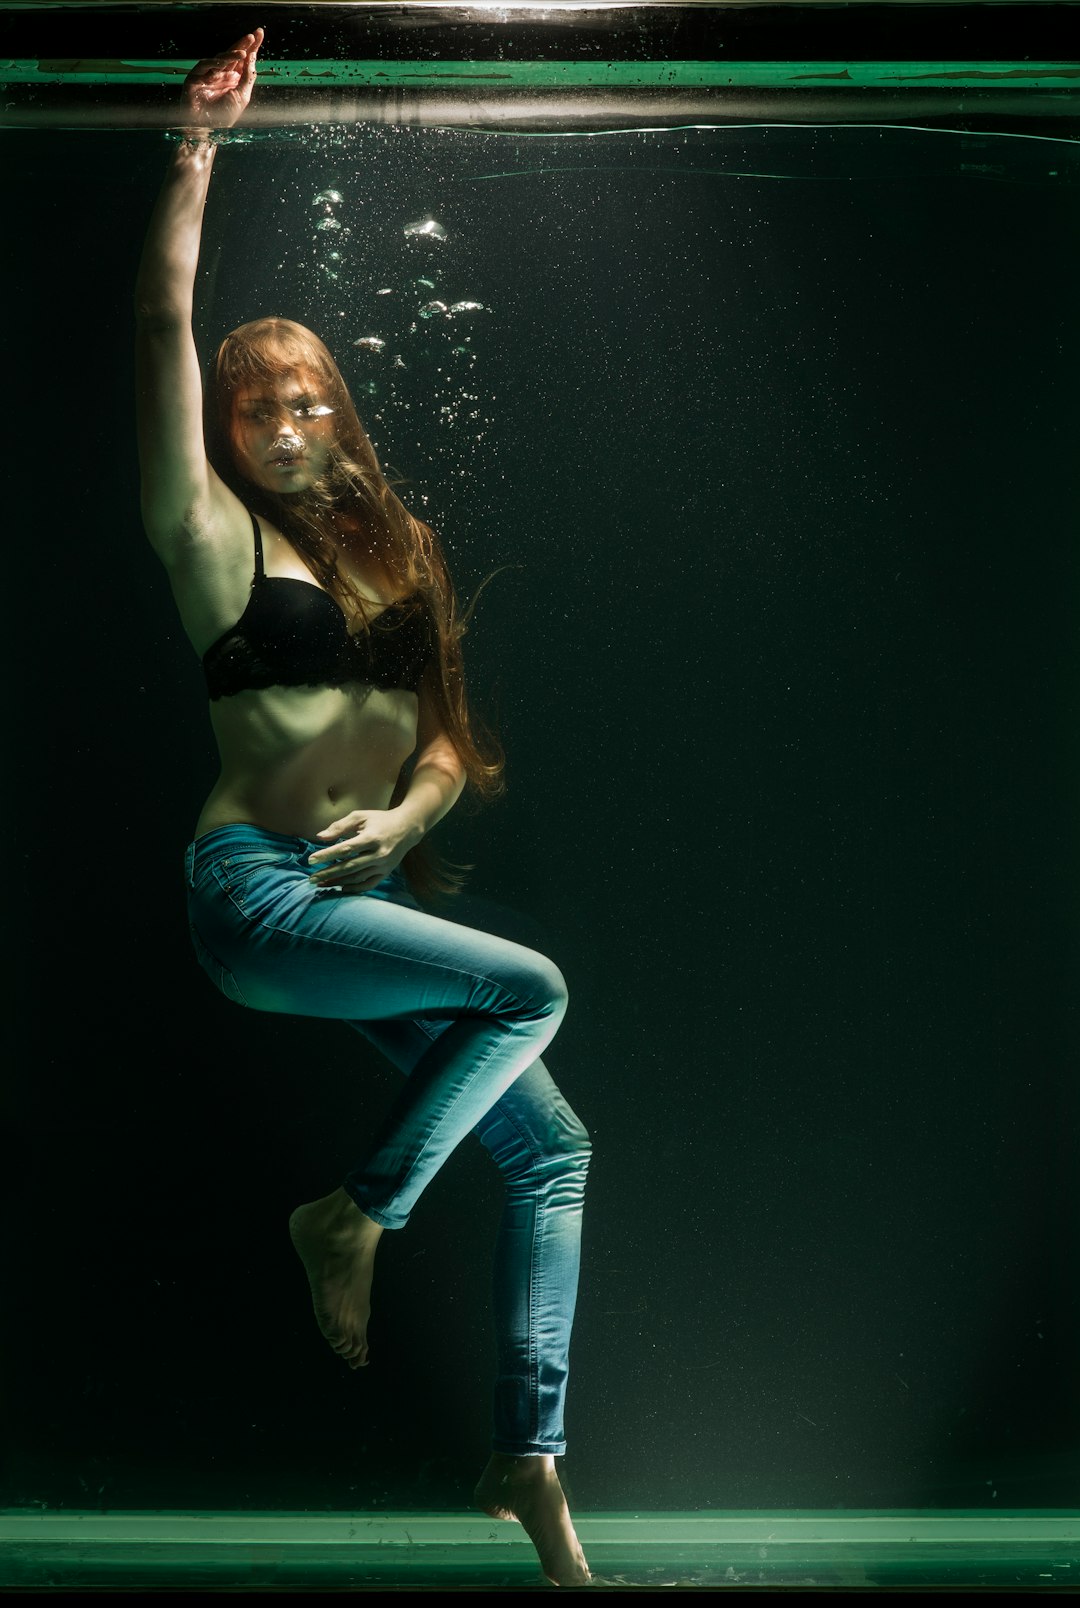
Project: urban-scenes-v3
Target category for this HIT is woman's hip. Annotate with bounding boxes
[183,823,567,1023]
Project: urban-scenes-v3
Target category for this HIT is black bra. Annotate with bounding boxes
[202,514,435,701]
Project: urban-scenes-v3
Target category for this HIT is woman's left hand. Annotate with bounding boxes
[307,808,418,894]
[182,28,263,131]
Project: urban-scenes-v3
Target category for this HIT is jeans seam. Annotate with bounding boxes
[241,903,550,1025]
[528,1178,542,1447]
[484,1099,557,1456]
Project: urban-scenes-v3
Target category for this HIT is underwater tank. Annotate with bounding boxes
[2,0,1079,1591]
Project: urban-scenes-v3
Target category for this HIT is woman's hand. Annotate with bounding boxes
[182,27,263,132]
[307,808,421,894]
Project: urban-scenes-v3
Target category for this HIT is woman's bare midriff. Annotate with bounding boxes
[193,678,420,841]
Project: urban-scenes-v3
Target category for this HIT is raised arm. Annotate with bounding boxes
[134,29,263,561]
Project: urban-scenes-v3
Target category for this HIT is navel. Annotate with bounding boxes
[327,784,338,803]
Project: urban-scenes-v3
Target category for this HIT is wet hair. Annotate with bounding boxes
[203,316,505,902]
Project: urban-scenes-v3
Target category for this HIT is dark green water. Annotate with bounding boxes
[3,119,1079,1549]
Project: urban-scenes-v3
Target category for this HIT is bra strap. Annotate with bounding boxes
[251,513,265,580]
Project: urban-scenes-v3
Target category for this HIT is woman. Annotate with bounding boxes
[134,30,592,1588]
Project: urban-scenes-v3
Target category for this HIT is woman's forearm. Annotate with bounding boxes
[396,752,468,847]
[134,137,217,321]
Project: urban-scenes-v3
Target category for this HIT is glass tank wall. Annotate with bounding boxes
[2,0,1078,1592]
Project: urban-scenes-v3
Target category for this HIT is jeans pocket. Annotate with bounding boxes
[189,921,249,1007]
[210,848,294,918]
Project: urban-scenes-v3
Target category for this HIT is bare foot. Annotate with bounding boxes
[474,1453,591,1587]
[288,1187,383,1369]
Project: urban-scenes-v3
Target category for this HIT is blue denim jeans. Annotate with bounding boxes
[184,823,591,1457]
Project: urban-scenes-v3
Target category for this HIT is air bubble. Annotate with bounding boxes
[316,217,342,232]
[450,301,485,314]
[353,336,386,352]
[404,218,448,242]
[314,189,343,205]
[419,301,449,319]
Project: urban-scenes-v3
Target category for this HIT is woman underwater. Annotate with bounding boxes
[134,29,592,1587]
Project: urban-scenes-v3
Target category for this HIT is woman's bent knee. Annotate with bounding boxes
[565,1117,592,1169]
[500,952,568,1028]
[543,961,570,1024]
[545,1105,591,1171]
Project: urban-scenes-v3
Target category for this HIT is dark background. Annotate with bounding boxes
[3,114,1079,1515]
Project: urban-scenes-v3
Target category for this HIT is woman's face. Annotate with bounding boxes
[230,367,336,493]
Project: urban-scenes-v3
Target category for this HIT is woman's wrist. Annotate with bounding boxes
[390,804,429,853]
[166,132,218,181]
[174,127,218,153]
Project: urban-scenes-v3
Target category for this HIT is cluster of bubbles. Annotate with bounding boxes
[313,189,347,284]
[309,189,497,506]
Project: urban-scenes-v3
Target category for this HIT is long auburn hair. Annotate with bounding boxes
[203,316,505,903]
